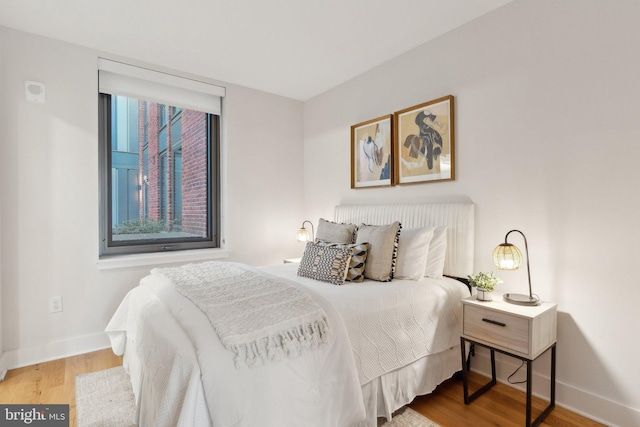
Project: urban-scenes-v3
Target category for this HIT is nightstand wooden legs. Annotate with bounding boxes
[460,337,556,427]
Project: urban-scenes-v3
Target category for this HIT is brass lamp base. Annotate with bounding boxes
[504,293,540,306]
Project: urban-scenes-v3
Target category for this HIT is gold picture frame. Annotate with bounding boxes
[351,115,394,188]
[394,95,455,184]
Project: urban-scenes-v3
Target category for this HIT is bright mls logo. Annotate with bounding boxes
[0,405,68,426]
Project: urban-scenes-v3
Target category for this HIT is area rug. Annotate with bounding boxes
[378,407,441,427]
[76,366,440,427]
[75,366,135,427]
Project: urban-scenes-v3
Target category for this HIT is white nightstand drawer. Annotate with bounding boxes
[463,304,529,355]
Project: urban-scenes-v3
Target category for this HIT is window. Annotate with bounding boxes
[98,59,224,257]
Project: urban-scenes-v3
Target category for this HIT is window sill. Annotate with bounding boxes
[96,248,229,270]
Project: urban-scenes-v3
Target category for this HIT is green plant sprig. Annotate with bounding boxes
[466,271,502,292]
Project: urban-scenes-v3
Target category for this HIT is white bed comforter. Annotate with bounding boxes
[106,262,366,427]
[261,264,468,385]
[106,262,468,427]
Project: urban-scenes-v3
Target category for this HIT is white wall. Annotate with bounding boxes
[2,1,639,424]
[0,27,304,370]
[303,0,640,425]
[0,29,4,376]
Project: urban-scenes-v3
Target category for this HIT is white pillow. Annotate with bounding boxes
[425,226,447,278]
[395,227,435,280]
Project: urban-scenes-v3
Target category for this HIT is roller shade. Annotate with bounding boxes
[98,58,225,115]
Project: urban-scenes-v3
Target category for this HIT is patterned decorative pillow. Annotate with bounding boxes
[355,222,401,282]
[317,241,369,282]
[315,218,358,244]
[297,241,353,285]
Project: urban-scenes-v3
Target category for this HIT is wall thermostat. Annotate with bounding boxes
[25,81,46,103]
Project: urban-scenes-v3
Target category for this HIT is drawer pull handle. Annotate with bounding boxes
[482,318,506,327]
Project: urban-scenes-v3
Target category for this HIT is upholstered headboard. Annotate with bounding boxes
[334,202,475,279]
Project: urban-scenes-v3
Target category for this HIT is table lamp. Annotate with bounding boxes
[492,229,540,306]
[296,220,315,243]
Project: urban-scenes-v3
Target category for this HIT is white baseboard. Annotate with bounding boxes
[0,355,7,381]
[471,350,640,427]
[0,332,112,375]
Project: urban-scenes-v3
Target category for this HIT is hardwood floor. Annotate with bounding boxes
[0,349,604,427]
[409,371,606,427]
[0,349,122,427]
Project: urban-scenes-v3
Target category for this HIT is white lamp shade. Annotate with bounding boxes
[493,243,522,270]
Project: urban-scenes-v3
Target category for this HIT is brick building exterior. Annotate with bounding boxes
[181,109,209,237]
[137,101,208,237]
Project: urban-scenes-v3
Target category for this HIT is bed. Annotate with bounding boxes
[105,201,475,426]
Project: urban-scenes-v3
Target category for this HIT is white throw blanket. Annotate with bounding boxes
[152,261,330,368]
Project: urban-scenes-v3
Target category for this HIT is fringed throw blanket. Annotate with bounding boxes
[152,261,330,368]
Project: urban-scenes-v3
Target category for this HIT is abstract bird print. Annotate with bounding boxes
[362,135,383,173]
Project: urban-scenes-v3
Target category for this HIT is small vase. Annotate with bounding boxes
[476,289,492,301]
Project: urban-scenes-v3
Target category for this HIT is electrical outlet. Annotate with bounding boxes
[49,296,63,313]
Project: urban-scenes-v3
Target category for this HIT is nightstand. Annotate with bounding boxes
[460,295,557,427]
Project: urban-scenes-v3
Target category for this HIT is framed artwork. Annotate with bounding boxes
[351,115,393,188]
[394,95,455,184]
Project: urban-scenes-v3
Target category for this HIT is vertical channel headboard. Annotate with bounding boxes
[334,202,475,279]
